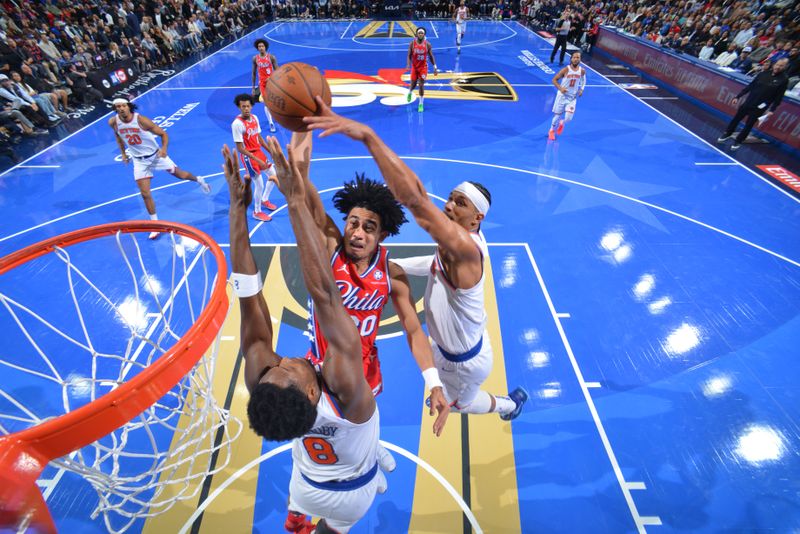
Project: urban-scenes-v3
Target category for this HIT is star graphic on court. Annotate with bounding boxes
[614,115,686,147]
[551,156,680,231]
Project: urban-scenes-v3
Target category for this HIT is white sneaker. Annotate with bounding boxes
[377,443,396,473]
[198,179,211,194]
[148,231,160,240]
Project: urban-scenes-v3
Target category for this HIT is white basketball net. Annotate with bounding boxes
[0,229,242,533]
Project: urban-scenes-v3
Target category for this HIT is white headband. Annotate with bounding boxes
[112,98,130,105]
[453,182,490,216]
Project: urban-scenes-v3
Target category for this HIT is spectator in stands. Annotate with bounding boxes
[750,37,775,63]
[0,74,55,127]
[786,45,800,80]
[19,64,72,112]
[66,59,104,105]
[733,21,754,47]
[713,30,732,56]
[714,43,739,66]
[699,38,716,60]
[730,46,754,73]
[9,71,65,122]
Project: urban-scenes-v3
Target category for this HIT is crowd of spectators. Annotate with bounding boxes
[268,0,519,21]
[0,0,270,160]
[522,0,799,86]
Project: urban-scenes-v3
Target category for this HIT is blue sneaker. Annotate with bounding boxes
[500,387,529,421]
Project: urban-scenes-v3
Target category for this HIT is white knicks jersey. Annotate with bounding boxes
[424,232,489,355]
[114,113,161,157]
[559,64,585,100]
[292,385,379,482]
[456,6,467,22]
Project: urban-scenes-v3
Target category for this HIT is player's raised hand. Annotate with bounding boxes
[222,144,252,207]
[303,96,373,142]
[429,387,450,437]
[264,136,304,200]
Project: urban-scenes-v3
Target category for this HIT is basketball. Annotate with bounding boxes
[265,62,332,132]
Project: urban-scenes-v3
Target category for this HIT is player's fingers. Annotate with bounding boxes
[314,95,332,115]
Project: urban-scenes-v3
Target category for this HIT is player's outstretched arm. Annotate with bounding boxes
[304,98,480,263]
[289,131,342,252]
[264,137,374,420]
[389,262,449,436]
[223,145,281,393]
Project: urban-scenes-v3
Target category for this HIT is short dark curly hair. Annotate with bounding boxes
[254,38,269,50]
[247,383,317,441]
[332,173,407,236]
[467,181,492,207]
[234,93,254,107]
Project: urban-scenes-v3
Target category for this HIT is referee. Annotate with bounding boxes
[717,58,790,151]
[550,12,571,65]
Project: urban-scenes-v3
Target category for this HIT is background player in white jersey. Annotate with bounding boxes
[549,51,586,140]
[453,0,468,54]
[110,98,210,240]
[305,100,529,421]
[225,141,384,534]
[232,94,278,222]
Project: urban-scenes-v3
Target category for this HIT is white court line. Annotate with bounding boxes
[640,517,663,526]
[17,165,61,169]
[6,156,798,269]
[0,169,225,244]
[0,22,277,180]
[626,481,648,490]
[639,97,678,100]
[522,242,657,533]
[272,20,515,52]
[264,23,284,35]
[176,440,483,534]
[154,86,250,90]
[514,21,800,204]
[430,20,439,38]
[556,312,570,318]
[605,74,640,77]
[695,162,738,166]
[585,382,602,388]
[340,20,353,39]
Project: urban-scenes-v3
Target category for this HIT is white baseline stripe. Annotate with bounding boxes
[430,20,439,38]
[639,97,678,100]
[585,382,602,388]
[626,481,647,490]
[522,242,653,533]
[17,165,61,169]
[0,170,224,244]
[695,162,738,166]
[605,74,640,77]
[176,440,483,534]
[340,21,354,39]
[0,21,277,179]
[556,312,570,318]
[513,21,800,204]
[154,86,250,90]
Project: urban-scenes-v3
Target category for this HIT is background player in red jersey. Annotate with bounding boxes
[251,39,277,133]
[406,27,438,113]
[232,94,279,221]
[288,131,449,419]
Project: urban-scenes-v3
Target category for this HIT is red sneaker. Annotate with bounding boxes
[556,121,564,135]
[285,511,313,533]
[262,199,278,211]
[253,211,271,222]
[548,129,556,141]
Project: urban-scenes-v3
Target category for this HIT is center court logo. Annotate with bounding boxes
[325,69,518,107]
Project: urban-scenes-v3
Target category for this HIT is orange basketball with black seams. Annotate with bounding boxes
[265,62,332,132]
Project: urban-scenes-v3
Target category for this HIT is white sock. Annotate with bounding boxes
[419,95,424,104]
[264,106,274,126]
[550,114,562,129]
[149,213,158,220]
[262,180,275,202]
[252,173,265,213]
[492,395,517,415]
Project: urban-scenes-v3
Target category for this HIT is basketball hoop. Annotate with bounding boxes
[0,221,241,533]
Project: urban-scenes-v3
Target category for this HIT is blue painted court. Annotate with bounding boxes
[1,20,799,534]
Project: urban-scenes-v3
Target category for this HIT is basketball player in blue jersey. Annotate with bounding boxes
[549,51,586,140]
[305,101,529,422]
[225,142,384,533]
